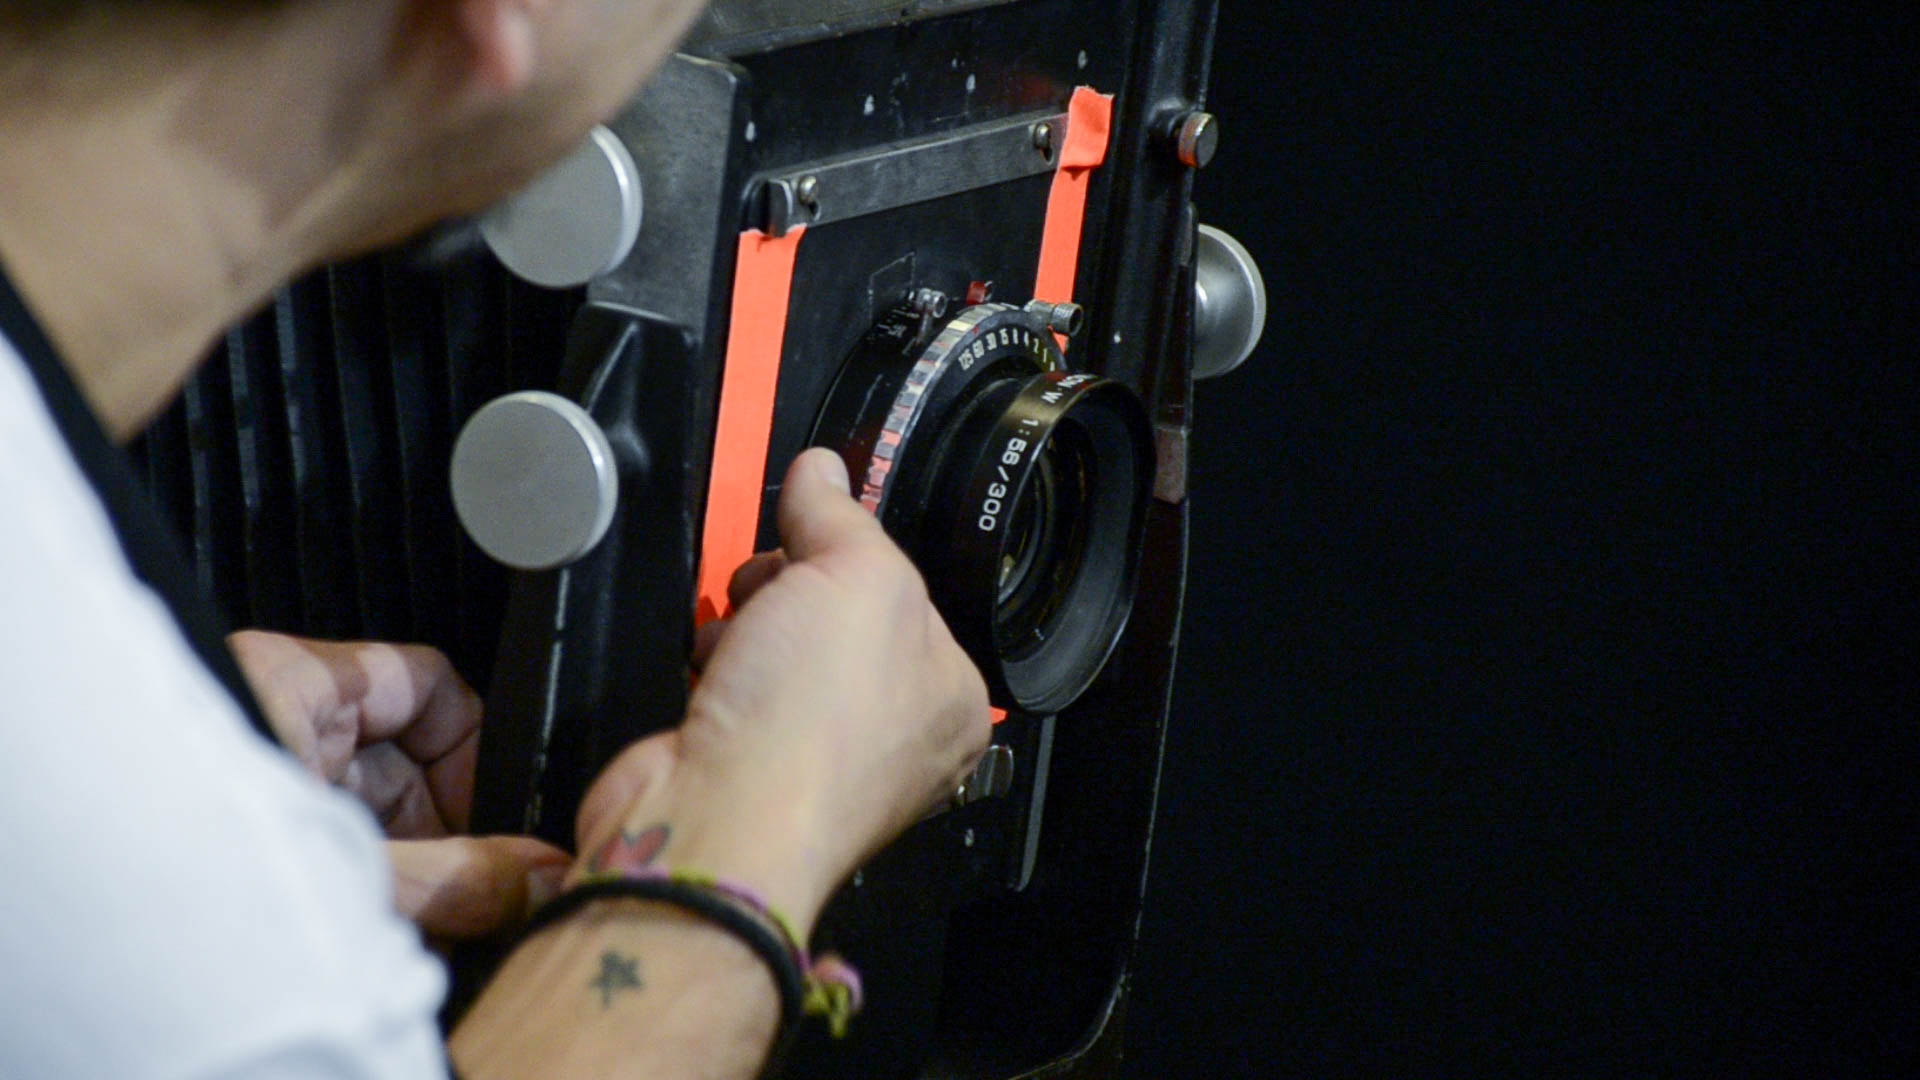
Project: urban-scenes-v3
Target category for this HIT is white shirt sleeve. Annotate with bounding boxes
[0,337,451,1078]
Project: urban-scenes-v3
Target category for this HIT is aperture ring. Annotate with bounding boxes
[854,305,1061,514]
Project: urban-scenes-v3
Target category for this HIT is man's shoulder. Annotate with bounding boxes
[0,329,450,1080]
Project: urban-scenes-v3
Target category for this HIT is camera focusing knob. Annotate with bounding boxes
[480,126,643,289]
[1192,224,1268,379]
[450,391,620,571]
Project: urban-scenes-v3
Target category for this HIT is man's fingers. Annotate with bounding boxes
[388,836,571,940]
[423,729,479,834]
[358,643,483,762]
[344,742,449,839]
[691,617,728,672]
[228,629,482,833]
[226,629,336,773]
[727,550,787,611]
[777,448,885,563]
[337,641,483,831]
[691,550,787,671]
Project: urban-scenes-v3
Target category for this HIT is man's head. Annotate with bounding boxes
[0,0,707,435]
[9,0,704,241]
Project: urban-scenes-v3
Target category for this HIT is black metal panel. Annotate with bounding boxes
[732,0,1129,173]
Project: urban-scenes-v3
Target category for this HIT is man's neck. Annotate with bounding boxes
[0,5,406,441]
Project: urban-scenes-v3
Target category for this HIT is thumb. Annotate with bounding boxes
[778,447,884,562]
[388,836,571,940]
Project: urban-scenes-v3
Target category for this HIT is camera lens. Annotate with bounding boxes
[994,423,1084,650]
[812,303,1154,713]
[919,371,1152,712]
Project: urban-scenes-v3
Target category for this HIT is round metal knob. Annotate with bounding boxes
[451,391,619,571]
[1192,224,1268,380]
[480,125,642,289]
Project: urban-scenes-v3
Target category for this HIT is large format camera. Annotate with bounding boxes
[447,4,1267,1076]
[143,1,1264,1076]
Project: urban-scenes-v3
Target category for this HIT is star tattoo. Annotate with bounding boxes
[590,950,642,1009]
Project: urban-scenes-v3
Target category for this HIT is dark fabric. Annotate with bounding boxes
[0,261,276,744]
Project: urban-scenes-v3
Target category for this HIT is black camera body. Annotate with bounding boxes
[448,3,1221,1076]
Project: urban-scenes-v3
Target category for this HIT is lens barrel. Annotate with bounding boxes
[812,303,1154,713]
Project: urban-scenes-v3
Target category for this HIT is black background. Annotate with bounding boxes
[1127,5,1917,1075]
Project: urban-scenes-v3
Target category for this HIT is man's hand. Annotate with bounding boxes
[228,630,569,938]
[573,448,994,934]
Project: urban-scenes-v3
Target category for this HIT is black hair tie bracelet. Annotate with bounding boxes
[521,876,809,1033]
[508,868,863,1078]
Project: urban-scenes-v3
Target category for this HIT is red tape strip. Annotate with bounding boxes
[1033,87,1116,349]
[696,225,807,627]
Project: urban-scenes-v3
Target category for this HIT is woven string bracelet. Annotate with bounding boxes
[614,868,865,1038]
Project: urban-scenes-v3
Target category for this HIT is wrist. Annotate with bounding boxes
[576,764,839,940]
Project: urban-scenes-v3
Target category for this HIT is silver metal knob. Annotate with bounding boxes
[480,125,642,289]
[1024,298,1086,338]
[1174,111,1219,169]
[451,391,619,571]
[1192,224,1268,380]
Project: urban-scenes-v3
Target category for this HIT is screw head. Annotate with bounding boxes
[1176,111,1219,169]
[795,174,820,206]
[1032,122,1055,157]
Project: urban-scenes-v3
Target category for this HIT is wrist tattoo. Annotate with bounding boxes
[589,823,671,874]
[591,950,643,1009]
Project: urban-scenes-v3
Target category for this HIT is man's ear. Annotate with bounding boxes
[454,0,543,97]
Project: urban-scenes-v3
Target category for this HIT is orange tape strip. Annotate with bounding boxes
[1002,86,1114,721]
[696,225,807,627]
[1033,86,1116,349]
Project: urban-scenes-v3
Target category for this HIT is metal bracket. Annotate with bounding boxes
[761,109,1069,236]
